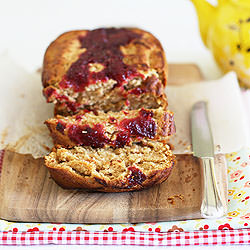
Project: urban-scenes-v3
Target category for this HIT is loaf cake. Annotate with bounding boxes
[43,27,175,192]
[42,28,168,115]
[45,107,175,148]
[44,140,175,192]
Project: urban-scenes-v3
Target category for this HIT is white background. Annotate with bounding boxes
[0,0,249,249]
[0,0,222,79]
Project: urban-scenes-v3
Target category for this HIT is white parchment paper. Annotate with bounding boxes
[0,54,249,158]
[0,54,54,158]
[167,72,250,155]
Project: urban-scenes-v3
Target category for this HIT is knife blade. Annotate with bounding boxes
[191,101,226,219]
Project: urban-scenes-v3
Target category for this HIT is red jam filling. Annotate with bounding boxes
[128,166,146,186]
[75,115,83,120]
[108,116,118,124]
[68,123,110,148]
[56,109,156,148]
[118,109,156,139]
[64,102,81,113]
[59,28,142,92]
[128,87,146,95]
[113,109,156,147]
[44,87,57,100]
[114,131,131,148]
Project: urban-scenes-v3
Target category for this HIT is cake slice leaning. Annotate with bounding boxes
[44,140,175,192]
[45,107,175,148]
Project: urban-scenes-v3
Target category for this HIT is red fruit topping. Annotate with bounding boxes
[44,87,57,100]
[128,166,146,186]
[119,109,156,139]
[114,131,131,148]
[128,87,145,95]
[64,108,157,148]
[59,28,142,92]
[68,123,110,148]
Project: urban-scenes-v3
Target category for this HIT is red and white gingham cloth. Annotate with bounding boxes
[0,150,250,246]
[0,229,250,246]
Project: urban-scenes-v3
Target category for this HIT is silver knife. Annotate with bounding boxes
[191,101,226,219]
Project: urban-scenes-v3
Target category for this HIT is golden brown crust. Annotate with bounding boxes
[42,30,87,88]
[45,108,175,148]
[47,160,175,192]
[134,28,168,86]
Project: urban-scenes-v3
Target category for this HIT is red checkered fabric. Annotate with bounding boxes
[0,229,250,246]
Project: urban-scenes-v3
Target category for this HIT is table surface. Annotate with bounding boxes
[1,0,249,249]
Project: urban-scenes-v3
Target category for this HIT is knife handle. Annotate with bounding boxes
[200,157,226,219]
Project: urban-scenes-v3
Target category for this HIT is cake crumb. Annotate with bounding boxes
[42,144,51,152]
[167,194,184,205]
[167,143,175,150]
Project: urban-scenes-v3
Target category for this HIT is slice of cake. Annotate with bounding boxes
[45,107,175,148]
[42,28,168,115]
[44,140,175,192]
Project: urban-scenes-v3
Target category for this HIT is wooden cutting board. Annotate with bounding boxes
[0,64,228,224]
